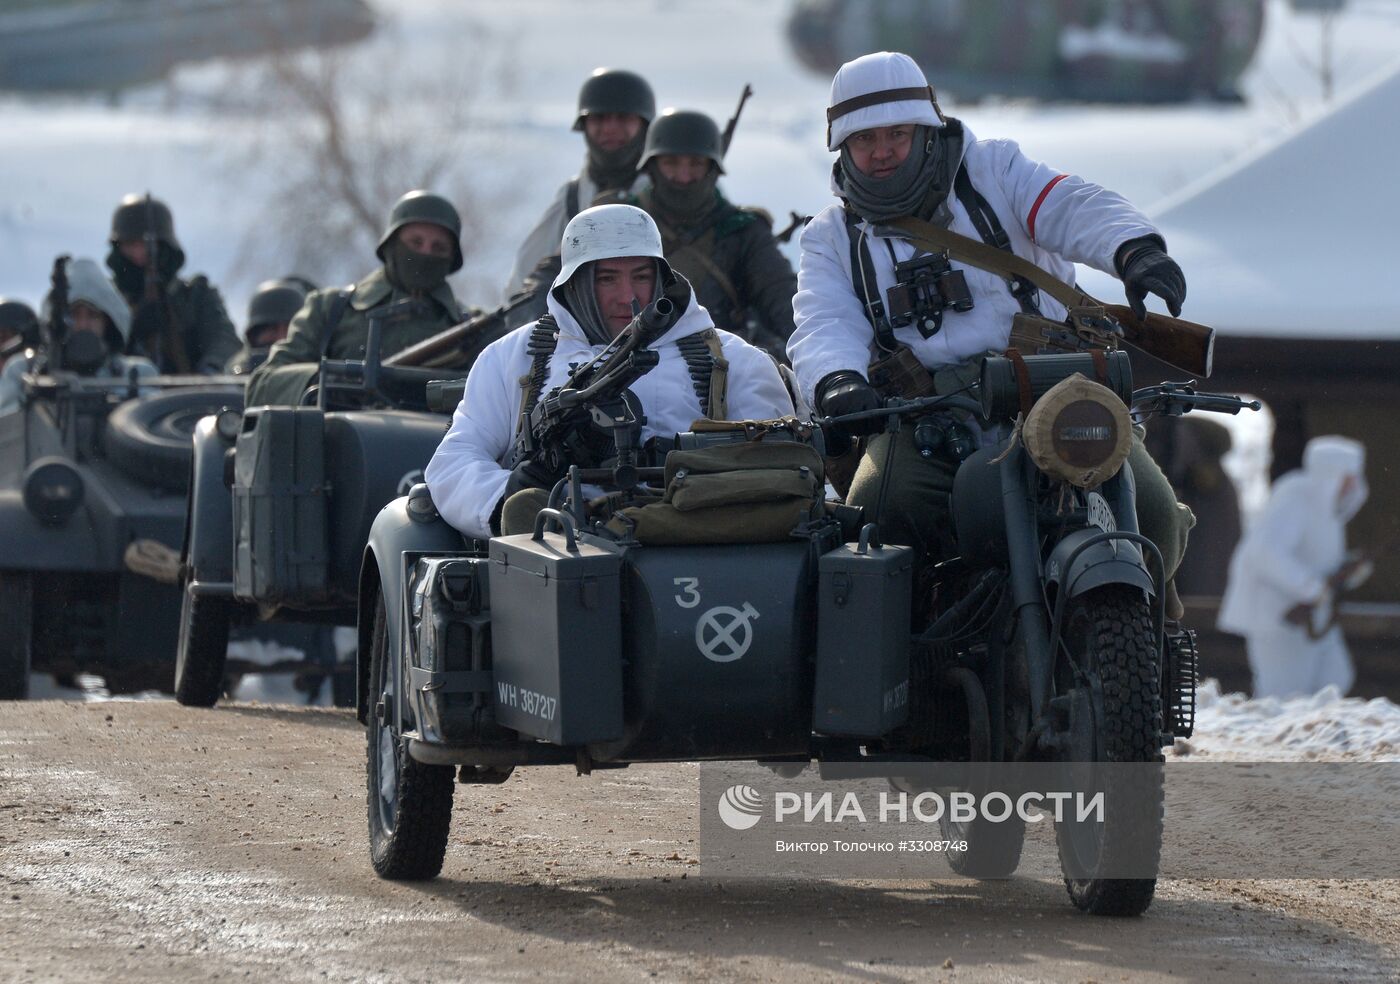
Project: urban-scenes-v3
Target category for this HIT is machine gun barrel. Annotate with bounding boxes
[509,297,673,469]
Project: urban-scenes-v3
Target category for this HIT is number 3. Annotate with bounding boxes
[673,577,701,609]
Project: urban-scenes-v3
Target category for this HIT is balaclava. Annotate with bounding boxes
[835,123,964,226]
[586,127,648,192]
[383,237,453,295]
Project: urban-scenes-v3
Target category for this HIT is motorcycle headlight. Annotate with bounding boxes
[1022,375,1132,489]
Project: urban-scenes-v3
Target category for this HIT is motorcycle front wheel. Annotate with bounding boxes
[1053,584,1164,917]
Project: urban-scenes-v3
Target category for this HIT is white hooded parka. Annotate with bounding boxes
[426,290,793,540]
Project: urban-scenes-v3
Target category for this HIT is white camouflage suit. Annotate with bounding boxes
[426,288,792,541]
[1218,436,1368,699]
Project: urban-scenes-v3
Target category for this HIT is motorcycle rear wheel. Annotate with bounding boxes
[1054,585,1164,917]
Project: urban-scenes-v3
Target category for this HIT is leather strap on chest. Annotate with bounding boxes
[318,286,356,360]
[844,208,897,352]
[952,166,1042,315]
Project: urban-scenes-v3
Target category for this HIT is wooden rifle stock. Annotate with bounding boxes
[1102,303,1215,379]
[385,305,510,370]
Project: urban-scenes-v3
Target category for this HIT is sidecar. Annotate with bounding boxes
[357,455,916,880]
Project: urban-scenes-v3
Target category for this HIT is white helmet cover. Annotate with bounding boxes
[553,204,666,289]
[826,51,944,151]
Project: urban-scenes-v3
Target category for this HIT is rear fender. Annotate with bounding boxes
[356,495,464,722]
[185,416,235,581]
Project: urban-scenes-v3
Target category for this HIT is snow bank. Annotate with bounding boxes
[1179,678,1400,761]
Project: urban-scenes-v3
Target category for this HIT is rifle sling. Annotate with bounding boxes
[319,286,357,360]
[882,215,1099,314]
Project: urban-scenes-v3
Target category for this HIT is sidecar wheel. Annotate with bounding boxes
[1054,585,1163,917]
[365,589,454,880]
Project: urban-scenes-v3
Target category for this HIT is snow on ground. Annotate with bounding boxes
[1176,679,1400,761]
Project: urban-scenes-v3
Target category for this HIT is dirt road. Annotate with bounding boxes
[1,701,1396,983]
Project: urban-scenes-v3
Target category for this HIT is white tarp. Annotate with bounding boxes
[1079,61,1400,339]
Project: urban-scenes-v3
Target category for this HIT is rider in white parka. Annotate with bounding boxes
[427,205,792,541]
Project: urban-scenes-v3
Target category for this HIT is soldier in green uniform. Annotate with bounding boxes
[629,109,797,360]
[105,193,242,375]
[225,278,310,376]
[246,191,467,407]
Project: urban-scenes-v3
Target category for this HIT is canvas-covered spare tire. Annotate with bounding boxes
[104,387,243,492]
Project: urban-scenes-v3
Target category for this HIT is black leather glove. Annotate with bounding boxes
[1116,236,1186,321]
[502,456,565,503]
[817,370,883,454]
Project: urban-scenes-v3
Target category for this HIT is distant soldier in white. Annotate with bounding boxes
[427,204,792,539]
[502,68,656,302]
[0,258,157,416]
[1218,436,1371,699]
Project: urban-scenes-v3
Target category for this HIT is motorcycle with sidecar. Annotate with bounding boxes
[356,317,1255,916]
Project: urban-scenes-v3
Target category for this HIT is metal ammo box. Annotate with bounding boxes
[488,528,624,744]
[232,407,329,604]
[813,536,913,737]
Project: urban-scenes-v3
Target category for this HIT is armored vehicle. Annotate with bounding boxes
[788,0,1266,104]
[172,308,474,707]
[357,297,1256,915]
[0,366,241,699]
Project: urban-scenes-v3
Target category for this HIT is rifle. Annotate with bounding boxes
[508,297,674,486]
[384,288,540,370]
[140,194,190,374]
[42,255,71,373]
[886,215,1215,378]
[775,210,809,245]
[719,83,753,158]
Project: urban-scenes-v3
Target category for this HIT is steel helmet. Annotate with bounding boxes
[0,297,40,345]
[826,51,944,150]
[640,108,725,174]
[110,192,181,249]
[551,204,667,290]
[246,280,308,334]
[376,190,464,273]
[573,68,656,130]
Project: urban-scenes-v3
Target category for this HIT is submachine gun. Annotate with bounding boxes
[508,296,674,490]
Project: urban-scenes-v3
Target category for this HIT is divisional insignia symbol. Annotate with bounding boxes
[696,603,759,663]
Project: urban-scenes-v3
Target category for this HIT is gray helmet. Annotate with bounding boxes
[640,108,725,174]
[376,190,464,273]
[110,193,181,251]
[0,297,40,343]
[573,68,656,131]
[246,280,308,337]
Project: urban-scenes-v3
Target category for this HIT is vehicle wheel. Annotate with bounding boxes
[0,572,34,700]
[366,590,454,879]
[1054,585,1163,917]
[173,573,231,707]
[937,667,1025,878]
[104,387,243,493]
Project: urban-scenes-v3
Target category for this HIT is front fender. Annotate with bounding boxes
[185,416,235,581]
[1044,527,1156,600]
[356,495,465,722]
